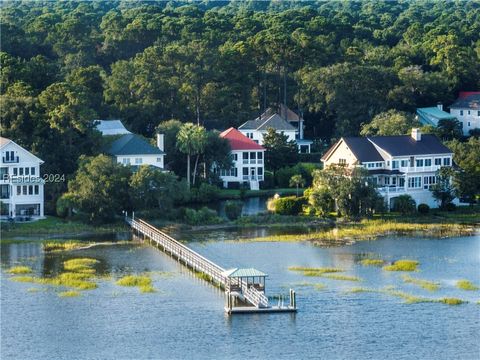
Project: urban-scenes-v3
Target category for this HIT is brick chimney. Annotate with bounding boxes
[411,128,421,141]
[157,133,164,151]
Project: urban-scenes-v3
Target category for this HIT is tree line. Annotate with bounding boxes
[1,1,479,214]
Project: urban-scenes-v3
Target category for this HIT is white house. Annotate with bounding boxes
[449,92,480,136]
[107,133,166,170]
[238,104,313,153]
[217,128,265,190]
[321,129,457,209]
[0,137,45,219]
[416,104,457,127]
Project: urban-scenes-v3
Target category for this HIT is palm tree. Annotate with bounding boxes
[289,174,306,197]
[176,123,207,188]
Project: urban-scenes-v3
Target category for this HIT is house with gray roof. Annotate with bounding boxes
[106,133,166,170]
[238,104,313,153]
[321,128,457,209]
[449,92,480,135]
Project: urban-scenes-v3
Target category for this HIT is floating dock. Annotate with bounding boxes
[127,216,296,314]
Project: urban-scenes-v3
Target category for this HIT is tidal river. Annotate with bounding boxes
[1,230,479,360]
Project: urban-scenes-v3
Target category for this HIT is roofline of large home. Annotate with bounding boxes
[0,138,44,164]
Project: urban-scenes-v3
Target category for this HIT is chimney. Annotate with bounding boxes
[411,128,421,141]
[437,102,443,111]
[156,133,164,151]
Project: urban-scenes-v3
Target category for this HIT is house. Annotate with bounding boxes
[321,128,457,209]
[238,104,313,153]
[107,133,166,170]
[94,119,132,136]
[0,137,45,219]
[416,104,457,127]
[217,128,265,190]
[449,92,480,135]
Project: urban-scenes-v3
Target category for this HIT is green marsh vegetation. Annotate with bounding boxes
[456,280,479,291]
[383,260,419,271]
[7,266,33,274]
[58,290,81,298]
[402,275,440,291]
[359,259,385,267]
[116,275,156,293]
[289,266,361,281]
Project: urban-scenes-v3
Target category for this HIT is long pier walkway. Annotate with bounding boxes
[127,216,296,314]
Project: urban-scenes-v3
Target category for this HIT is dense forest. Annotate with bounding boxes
[1,0,480,213]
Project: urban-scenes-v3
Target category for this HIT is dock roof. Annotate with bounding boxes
[222,268,268,278]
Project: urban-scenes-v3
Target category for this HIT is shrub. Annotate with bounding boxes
[190,183,219,203]
[392,194,416,214]
[261,171,275,189]
[271,196,307,215]
[417,203,430,214]
[275,163,320,188]
[184,207,223,225]
[224,201,243,220]
[383,259,419,271]
[445,202,456,211]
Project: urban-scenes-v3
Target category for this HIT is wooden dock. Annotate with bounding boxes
[127,216,296,314]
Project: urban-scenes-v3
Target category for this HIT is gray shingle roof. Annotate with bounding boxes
[94,120,131,135]
[450,94,480,110]
[368,134,452,156]
[239,114,296,131]
[108,134,164,156]
[343,137,384,162]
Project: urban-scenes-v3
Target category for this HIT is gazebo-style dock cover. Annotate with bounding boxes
[222,268,267,292]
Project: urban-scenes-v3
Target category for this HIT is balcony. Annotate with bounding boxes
[377,186,407,194]
[399,165,442,173]
[2,156,19,164]
[242,175,264,181]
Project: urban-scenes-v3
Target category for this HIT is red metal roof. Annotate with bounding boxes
[219,128,265,151]
[458,91,480,99]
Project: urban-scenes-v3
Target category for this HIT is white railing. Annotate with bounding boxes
[399,165,442,173]
[377,186,406,194]
[241,281,269,308]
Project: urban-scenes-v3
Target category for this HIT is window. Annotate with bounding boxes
[387,161,390,166]
[19,168,23,175]
[34,185,39,195]
[258,167,263,175]
[416,159,424,167]
[23,186,27,195]
[13,168,17,176]
[392,161,399,169]
[31,167,35,175]
[384,177,390,185]
[339,159,346,165]
[25,167,29,175]
[423,176,436,189]
[392,177,397,185]
[233,154,238,161]
[478,111,480,117]
[443,158,450,166]
[367,163,374,168]
[135,158,142,164]
[408,177,421,188]
[28,185,33,195]
[243,152,248,160]
[425,159,432,167]
[17,186,21,195]
[257,152,263,160]
[401,160,408,167]
[157,158,162,163]
[376,162,382,167]
[250,152,256,160]
[399,178,405,187]
[242,168,248,176]
[435,158,442,166]
[468,110,471,115]
[468,122,471,127]
[460,110,464,116]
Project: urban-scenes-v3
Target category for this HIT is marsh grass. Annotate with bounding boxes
[63,258,99,273]
[456,280,479,291]
[116,275,156,293]
[359,259,384,267]
[27,287,42,293]
[289,266,343,275]
[7,266,33,274]
[194,271,213,282]
[240,219,473,243]
[346,287,375,293]
[384,290,432,304]
[383,260,419,272]
[439,297,464,305]
[43,241,88,252]
[321,274,361,281]
[11,276,36,283]
[58,290,81,297]
[402,275,439,291]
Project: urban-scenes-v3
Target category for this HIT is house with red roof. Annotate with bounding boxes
[218,128,265,189]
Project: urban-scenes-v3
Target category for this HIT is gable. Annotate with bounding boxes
[0,139,44,164]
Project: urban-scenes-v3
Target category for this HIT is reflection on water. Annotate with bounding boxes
[1,234,479,360]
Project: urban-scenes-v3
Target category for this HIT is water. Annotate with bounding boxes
[1,233,479,360]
